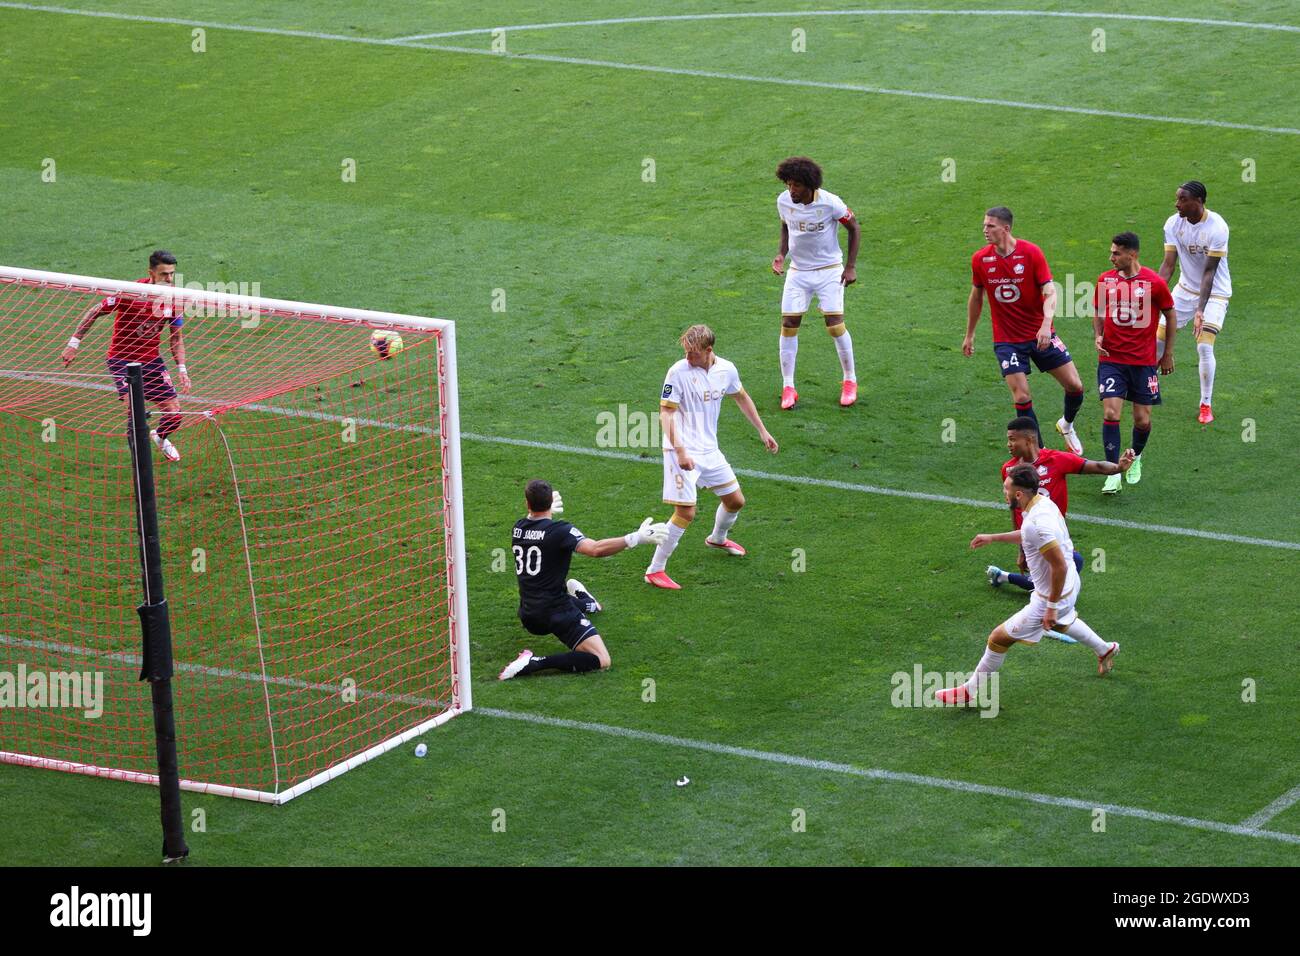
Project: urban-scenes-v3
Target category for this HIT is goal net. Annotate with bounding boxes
[0,266,470,804]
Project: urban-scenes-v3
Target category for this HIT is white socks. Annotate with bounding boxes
[646,521,686,574]
[779,334,798,387]
[962,647,1007,693]
[708,503,739,544]
[1198,342,1216,404]
[958,621,1110,695]
[780,329,856,385]
[833,329,856,382]
[1064,618,1109,656]
[648,508,740,571]
[1154,338,1214,404]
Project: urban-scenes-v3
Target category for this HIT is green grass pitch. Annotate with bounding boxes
[1,0,1298,865]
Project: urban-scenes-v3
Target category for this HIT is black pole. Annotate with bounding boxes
[125,362,189,863]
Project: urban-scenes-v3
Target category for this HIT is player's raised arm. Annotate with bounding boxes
[840,214,860,286]
[971,530,1021,548]
[773,222,789,274]
[575,518,670,557]
[1078,455,1129,476]
[729,388,778,453]
[963,285,984,356]
[61,300,109,366]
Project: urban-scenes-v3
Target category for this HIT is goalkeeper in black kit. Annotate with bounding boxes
[499,480,669,680]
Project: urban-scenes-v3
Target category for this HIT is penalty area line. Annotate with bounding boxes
[1242,782,1300,830]
[391,45,1300,138]
[476,707,1300,847]
[0,3,1296,136]
[398,10,1300,41]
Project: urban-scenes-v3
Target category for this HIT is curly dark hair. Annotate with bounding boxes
[775,157,822,190]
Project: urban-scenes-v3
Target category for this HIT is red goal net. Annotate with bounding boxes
[0,267,470,803]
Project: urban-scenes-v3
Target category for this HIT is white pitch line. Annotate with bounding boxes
[0,2,418,46]
[474,708,1300,847]
[401,47,1300,137]
[4,634,1296,846]
[1242,783,1300,830]
[397,9,1300,41]
[1,3,1296,136]
[2,369,1296,550]
[464,432,1300,551]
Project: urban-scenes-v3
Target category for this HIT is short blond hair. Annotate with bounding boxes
[679,324,716,352]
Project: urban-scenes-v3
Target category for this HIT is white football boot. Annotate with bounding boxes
[498,649,534,681]
[150,429,181,463]
[1055,417,1083,455]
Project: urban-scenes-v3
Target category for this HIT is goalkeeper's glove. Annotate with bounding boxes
[549,491,564,514]
[625,517,670,549]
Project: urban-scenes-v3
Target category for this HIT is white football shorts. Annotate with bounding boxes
[662,448,739,505]
[1166,287,1228,334]
[1002,570,1080,644]
[782,264,845,316]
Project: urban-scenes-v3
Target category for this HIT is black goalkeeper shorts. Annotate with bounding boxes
[518,599,598,650]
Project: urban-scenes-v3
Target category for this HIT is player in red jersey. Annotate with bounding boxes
[963,206,1088,455]
[985,416,1132,598]
[60,250,191,462]
[1093,232,1176,494]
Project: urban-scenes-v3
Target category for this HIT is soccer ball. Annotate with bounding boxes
[370,329,404,360]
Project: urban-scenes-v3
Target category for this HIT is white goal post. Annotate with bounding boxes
[0,266,472,804]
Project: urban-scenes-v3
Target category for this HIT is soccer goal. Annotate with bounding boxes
[0,266,471,804]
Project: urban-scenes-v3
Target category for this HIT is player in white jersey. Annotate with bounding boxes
[644,324,779,590]
[771,156,862,410]
[937,463,1119,706]
[1158,181,1231,424]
